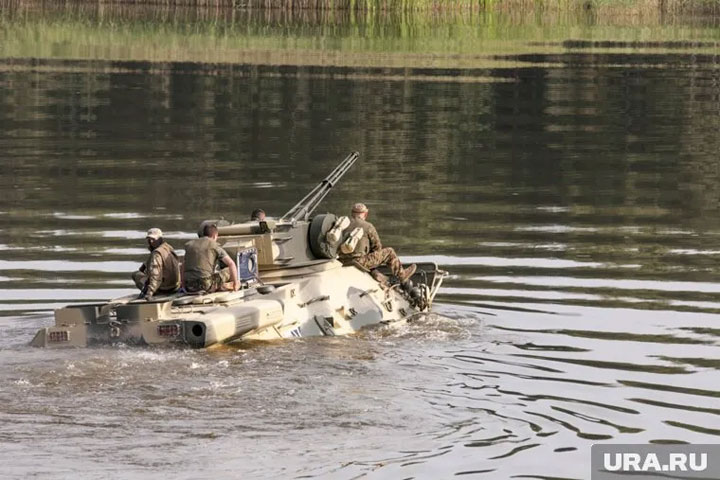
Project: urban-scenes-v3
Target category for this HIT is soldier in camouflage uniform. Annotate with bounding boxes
[338,203,416,281]
[183,224,239,293]
[132,228,181,300]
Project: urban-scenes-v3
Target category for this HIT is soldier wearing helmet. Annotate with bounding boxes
[132,228,181,300]
[338,203,416,281]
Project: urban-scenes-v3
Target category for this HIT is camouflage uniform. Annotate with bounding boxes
[338,216,406,277]
[183,237,232,293]
[132,241,181,296]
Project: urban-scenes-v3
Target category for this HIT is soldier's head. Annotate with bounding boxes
[202,224,219,240]
[351,202,369,219]
[250,208,266,221]
[145,228,164,251]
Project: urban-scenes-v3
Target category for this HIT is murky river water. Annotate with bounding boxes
[1,5,720,479]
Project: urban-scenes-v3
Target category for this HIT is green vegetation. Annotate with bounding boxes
[1,1,719,68]
[4,0,720,12]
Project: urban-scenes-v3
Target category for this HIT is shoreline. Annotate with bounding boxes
[3,0,720,14]
[2,1,719,69]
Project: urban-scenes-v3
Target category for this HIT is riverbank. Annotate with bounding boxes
[3,0,720,13]
[2,1,720,70]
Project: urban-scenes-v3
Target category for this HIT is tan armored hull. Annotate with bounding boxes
[31,260,446,348]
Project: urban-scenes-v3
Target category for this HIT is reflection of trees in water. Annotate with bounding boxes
[2,54,719,217]
[677,59,720,222]
[3,16,720,288]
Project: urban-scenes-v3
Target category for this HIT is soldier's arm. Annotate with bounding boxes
[145,251,163,297]
[369,225,382,252]
[216,246,239,291]
[221,255,240,291]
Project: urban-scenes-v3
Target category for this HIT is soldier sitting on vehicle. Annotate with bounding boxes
[132,228,181,300]
[183,224,239,293]
[337,203,416,282]
[250,208,266,221]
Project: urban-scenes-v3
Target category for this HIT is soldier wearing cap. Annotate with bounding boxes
[132,228,181,300]
[183,224,240,293]
[339,203,417,281]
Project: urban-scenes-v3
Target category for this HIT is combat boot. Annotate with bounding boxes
[370,269,390,287]
[398,264,417,282]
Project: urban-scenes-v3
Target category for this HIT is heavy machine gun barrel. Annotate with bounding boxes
[281,151,359,223]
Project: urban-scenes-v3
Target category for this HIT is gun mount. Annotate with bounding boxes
[216,151,360,270]
[281,151,359,223]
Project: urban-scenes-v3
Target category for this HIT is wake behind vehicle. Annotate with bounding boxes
[31,152,447,348]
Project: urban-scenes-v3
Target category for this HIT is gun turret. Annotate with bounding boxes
[281,151,359,223]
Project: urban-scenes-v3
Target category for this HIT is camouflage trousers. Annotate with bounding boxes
[132,271,147,291]
[354,247,404,277]
[131,271,177,294]
[184,269,232,294]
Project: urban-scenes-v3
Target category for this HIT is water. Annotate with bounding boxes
[1,4,720,479]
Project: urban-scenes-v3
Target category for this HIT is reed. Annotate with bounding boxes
[2,0,720,70]
[2,0,720,14]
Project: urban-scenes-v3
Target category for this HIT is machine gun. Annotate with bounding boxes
[217,152,360,269]
[281,151,359,223]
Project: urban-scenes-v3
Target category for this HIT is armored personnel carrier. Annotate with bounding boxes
[31,152,447,349]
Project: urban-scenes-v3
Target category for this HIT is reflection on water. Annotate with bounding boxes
[1,5,720,479]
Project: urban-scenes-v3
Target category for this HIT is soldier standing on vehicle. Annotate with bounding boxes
[183,224,240,293]
[132,228,181,300]
[338,203,416,281]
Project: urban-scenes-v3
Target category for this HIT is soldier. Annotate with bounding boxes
[339,203,416,281]
[250,208,266,221]
[132,228,181,300]
[183,224,239,293]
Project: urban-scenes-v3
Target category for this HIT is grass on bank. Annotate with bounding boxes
[1,0,719,68]
[2,0,720,12]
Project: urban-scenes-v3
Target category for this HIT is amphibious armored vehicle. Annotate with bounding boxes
[31,152,447,349]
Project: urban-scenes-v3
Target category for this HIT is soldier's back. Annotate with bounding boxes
[155,242,180,289]
[340,217,379,258]
[183,237,218,282]
[347,216,372,234]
